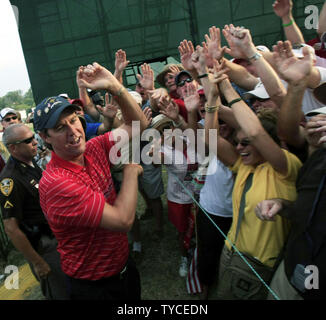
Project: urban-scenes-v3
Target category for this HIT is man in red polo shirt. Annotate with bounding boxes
[33,62,148,300]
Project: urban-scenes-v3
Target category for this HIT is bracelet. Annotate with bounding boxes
[283,19,294,27]
[204,103,220,113]
[228,98,242,107]
[114,86,125,98]
[197,73,208,79]
[172,118,183,128]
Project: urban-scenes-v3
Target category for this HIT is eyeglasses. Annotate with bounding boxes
[10,135,35,145]
[3,116,18,122]
[236,139,251,147]
[177,78,193,87]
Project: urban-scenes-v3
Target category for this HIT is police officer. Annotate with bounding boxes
[0,123,68,300]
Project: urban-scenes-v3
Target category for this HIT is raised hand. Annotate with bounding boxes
[78,62,121,93]
[223,25,256,59]
[142,106,153,127]
[158,96,179,122]
[178,40,196,71]
[115,49,130,74]
[272,41,313,83]
[136,63,155,90]
[183,82,200,113]
[222,24,249,59]
[305,114,326,146]
[204,26,227,61]
[98,92,119,119]
[272,0,293,18]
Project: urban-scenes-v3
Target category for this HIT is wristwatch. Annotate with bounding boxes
[248,52,262,61]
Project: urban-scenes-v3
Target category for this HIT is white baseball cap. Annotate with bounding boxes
[243,81,270,100]
[0,108,18,121]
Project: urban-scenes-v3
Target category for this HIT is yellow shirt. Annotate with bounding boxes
[226,149,302,268]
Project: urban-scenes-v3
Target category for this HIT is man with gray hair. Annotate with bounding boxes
[0,123,68,299]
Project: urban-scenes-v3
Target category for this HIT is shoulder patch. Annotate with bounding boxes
[0,178,14,197]
[4,200,13,209]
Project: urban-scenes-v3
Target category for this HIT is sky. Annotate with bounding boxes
[0,0,31,97]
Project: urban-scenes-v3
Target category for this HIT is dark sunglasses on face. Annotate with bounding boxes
[10,134,35,145]
[3,116,18,122]
[236,138,251,147]
[177,78,193,87]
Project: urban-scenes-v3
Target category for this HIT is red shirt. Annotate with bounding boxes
[307,37,326,59]
[39,132,129,280]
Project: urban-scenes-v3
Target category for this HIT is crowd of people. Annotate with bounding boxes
[0,0,326,300]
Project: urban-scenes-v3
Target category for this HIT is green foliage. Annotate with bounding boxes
[0,88,35,111]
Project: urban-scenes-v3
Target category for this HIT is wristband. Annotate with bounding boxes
[228,98,242,107]
[283,19,294,27]
[198,73,208,79]
[204,103,220,113]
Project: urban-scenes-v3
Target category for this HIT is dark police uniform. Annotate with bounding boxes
[0,156,68,299]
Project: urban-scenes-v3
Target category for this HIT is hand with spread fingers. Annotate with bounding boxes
[158,96,179,122]
[142,106,153,128]
[97,93,119,119]
[204,26,228,62]
[222,24,248,59]
[136,63,155,91]
[272,40,314,84]
[272,0,293,19]
[178,39,196,72]
[183,82,200,113]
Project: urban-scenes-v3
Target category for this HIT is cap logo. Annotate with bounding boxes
[37,110,42,117]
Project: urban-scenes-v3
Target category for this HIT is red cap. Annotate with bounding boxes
[69,98,84,108]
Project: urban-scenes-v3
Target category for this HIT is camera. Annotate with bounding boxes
[88,90,104,107]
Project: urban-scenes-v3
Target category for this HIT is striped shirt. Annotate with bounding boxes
[39,132,129,280]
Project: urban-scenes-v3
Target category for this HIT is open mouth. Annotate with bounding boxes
[68,136,82,146]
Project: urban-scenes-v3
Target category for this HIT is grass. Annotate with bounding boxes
[0,168,202,300]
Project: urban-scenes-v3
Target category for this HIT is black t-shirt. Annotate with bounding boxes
[284,148,326,299]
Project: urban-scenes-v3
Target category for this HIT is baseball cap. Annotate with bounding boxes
[33,96,80,132]
[155,64,184,87]
[313,82,326,105]
[0,108,18,121]
[174,70,192,86]
[243,81,270,100]
[69,98,84,108]
[305,106,326,117]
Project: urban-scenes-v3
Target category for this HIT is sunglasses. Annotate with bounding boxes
[3,116,18,122]
[10,134,35,145]
[177,78,193,87]
[236,139,251,147]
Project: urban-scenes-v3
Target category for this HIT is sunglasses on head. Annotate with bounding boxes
[3,116,18,122]
[10,134,35,145]
[177,78,193,87]
[236,138,251,147]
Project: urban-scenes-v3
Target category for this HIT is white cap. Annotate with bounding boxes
[0,108,17,121]
[128,90,143,106]
[243,81,270,100]
[58,93,69,99]
[305,106,326,116]
[292,43,315,58]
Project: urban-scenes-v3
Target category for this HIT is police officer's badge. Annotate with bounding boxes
[0,178,14,197]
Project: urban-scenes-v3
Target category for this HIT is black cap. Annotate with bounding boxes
[174,70,192,86]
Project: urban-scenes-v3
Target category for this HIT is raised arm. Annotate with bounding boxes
[78,62,148,142]
[273,0,305,44]
[76,66,100,121]
[113,49,130,84]
[273,41,314,148]
[224,25,287,107]
[205,25,259,90]
[318,1,326,37]
[218,66,288,175]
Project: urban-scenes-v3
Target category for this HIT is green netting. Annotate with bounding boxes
[10,0,324,104]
